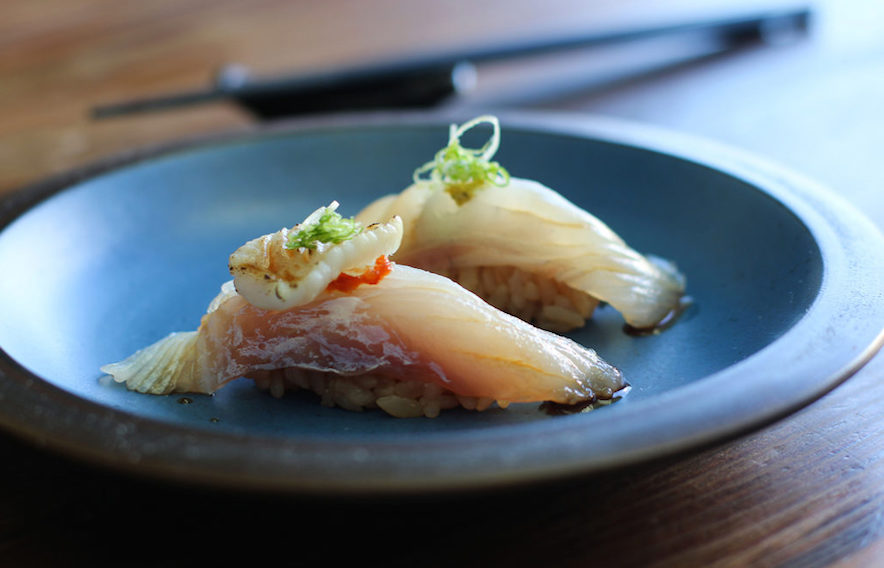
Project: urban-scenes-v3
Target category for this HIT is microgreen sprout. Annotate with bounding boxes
[285,201,362,250]
[413,115,510,204]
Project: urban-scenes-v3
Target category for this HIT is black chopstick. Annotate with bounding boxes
[91,5,811,120]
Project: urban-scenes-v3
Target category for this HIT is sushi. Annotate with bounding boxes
[101,202,627,418]
[355,116,686,333]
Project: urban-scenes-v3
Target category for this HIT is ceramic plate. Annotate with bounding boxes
[1,112,882,493]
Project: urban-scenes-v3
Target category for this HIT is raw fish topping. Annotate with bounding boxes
[356,115,687,332]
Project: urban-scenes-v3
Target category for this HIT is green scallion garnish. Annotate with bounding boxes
[285,203,362,250]
[413,115,510,204]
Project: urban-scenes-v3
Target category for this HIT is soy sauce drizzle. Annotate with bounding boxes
[540,398,597,415]
[540,385,631,415]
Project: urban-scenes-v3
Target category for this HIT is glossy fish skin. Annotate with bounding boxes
[100,266,626,406]
[356,177,686,331]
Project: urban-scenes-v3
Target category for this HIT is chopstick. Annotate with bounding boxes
[91,5,811,120]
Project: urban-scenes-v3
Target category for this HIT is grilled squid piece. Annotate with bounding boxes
[229,201,402,310]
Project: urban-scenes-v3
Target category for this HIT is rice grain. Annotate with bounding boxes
[250,368,507,418]
[443,265,598,332]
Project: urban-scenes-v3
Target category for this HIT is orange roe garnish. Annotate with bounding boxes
[326,256,393,293]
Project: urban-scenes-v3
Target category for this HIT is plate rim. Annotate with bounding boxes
[1,109,883,494]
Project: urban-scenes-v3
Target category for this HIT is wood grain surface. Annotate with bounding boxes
[2,1,883,566]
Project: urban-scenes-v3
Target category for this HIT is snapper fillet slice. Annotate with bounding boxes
[101,202,626,417]
[357,180,686,332]
[101,267,625,409]
[356,115,686,333]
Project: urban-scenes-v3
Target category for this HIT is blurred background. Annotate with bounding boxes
[2,0,882,231]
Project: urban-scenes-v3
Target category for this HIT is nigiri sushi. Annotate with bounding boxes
[101,202,627,418]
[355,116,686,333]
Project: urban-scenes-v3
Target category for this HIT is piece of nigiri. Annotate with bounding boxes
[356,116,686,333]
[101,202,627,418]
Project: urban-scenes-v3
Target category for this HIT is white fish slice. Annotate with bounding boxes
[356,115,686,332]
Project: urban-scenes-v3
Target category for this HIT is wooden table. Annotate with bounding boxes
[2,1,883,565]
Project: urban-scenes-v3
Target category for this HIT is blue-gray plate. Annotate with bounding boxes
[1,112,882,493]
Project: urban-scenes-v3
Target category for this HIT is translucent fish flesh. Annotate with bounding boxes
[356,173,685,333]
[101,266,626,416]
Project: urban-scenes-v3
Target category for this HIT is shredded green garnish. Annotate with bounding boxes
[413,115,510,204]
[285,203,362,250]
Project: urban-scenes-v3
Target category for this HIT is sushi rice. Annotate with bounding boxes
[250,367,499,418]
